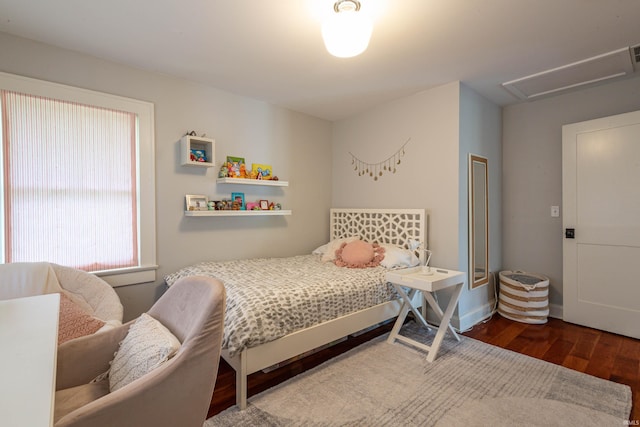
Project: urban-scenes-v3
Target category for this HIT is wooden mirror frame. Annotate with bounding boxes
[469,154,489,289]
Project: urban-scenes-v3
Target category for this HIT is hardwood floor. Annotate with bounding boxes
[207,315,639,422]
[464,315,639,422]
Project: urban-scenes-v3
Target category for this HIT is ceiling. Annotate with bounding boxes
[0,0,639,121]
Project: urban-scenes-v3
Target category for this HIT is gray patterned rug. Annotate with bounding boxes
[205,322,631,426]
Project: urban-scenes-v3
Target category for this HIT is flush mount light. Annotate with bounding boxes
[322,0,373,58]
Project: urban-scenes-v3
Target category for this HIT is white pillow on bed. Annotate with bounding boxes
[313,236,361,262]
[379,244,420,269]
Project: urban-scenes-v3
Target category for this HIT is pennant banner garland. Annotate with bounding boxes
[349,138,411,181]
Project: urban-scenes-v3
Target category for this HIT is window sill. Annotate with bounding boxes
[95,265,158,288]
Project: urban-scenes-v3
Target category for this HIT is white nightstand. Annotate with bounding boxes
[385,266,465,362]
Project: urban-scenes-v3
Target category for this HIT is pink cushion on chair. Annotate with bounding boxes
[58,292,106,345]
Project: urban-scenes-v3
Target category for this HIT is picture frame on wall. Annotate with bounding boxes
[231,192,245,210]
[259,199,269,210]
[251,163,272,180]
[185,194,208,211]
[226,156,245,178]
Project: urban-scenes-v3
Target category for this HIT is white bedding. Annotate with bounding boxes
[164,254,398,357]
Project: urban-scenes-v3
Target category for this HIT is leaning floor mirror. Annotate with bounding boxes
[469,154,489,289]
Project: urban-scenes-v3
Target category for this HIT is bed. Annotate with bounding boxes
[164,208,427,409]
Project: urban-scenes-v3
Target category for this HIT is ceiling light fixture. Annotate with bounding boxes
[322,0,372,58]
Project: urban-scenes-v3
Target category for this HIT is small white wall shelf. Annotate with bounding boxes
[185,175,290,217]
[216,177,288,187]
[181,135,215,167]
[185,210,292,217]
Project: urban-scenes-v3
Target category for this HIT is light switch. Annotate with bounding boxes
[551,206,560,217]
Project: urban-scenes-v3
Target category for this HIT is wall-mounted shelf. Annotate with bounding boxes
[181,135,215,168]
[216,177,288,187]
[185,210,292,217]
[186,175,290,218]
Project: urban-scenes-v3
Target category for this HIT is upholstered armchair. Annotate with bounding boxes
[0,262,123,328]
[51,263,123,326]
[54,276,226,427]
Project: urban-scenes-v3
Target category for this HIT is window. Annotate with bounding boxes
[0,72,156,286]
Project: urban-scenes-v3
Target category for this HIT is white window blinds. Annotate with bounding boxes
[1,90,139,271]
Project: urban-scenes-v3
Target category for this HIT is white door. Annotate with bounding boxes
[562,110,640,339]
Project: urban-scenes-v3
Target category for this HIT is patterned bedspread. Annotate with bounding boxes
[164,255,398,357]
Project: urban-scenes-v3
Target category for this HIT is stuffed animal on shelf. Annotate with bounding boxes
[225,162,234,177]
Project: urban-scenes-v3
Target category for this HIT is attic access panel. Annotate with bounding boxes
[503,47,637,101]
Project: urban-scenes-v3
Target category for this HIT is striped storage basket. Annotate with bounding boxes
[498,270,549,324]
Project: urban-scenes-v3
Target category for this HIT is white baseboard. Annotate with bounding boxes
[548,303,563,319]
[424,300,497,333]
[456,301,498,332]
[423,301,563,332]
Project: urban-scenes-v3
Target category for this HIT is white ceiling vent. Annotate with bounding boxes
[502,47,638,101]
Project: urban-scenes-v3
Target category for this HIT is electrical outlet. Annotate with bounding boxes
[551,206,560,217]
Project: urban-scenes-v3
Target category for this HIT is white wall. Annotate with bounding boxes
[502,75,640,316]
[0,32,333,320]
[332,82,502,330]
[332,82,461,269]
[457,84,502,328]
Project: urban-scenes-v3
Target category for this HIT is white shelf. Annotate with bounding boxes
[185,209,292,217]
[216,177,288,187]
[187,175,289,218]
[181,135,215,168]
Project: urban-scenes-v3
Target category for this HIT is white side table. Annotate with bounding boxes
[385,266,465,362]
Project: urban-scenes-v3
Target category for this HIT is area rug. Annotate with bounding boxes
[205,322,632,426]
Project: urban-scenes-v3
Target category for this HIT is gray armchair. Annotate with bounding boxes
[54,275,226,427]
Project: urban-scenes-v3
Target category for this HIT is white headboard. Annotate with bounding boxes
[330,208,427,263]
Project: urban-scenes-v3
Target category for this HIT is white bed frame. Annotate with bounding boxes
[221,208,427,409]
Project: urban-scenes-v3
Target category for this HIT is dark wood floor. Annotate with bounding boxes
[208,315,639,422]
[464,315,639,422]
